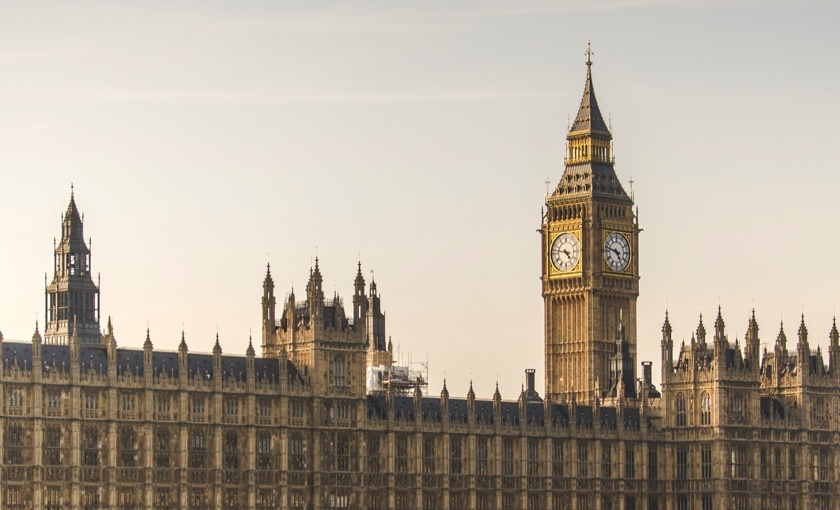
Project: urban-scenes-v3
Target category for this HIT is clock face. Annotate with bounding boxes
[550,233,581,272]
[604,232,631,272]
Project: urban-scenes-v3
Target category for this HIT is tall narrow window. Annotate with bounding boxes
[44,427,61,466]
[675,393,687,427]
[789,448,798,480]
[527,440,539,478]
[290,434,306,471]
[733,393,746,422]
[82,427,100,467]
[502,439,515,477]
[648,447,658,480]
[367,435,381,473]
[224,431,240,471]
[731,446,747,479]
[625,445,635,479]
[774,448,782,480]
[477,438,489,476]
[552,440,564,479]
[4,424,24,465]
[156,428,172,469]
[760,448,769,479]
[395,435,408,474]
[423,437,436,474]
[601,444,612,479]
[451,437,463,475]
[676,446,688,480]
[119,427,137,468]
[189,430,207,469]
[332,356,346,388]
[700,392,711,425]
[578,442,589,478]
[257,432,273,471]
[701,444,712,479]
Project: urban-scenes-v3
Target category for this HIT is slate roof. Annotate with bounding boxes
[599,406,617,430]
[575,406,594,428]
[623,407,641,430]
[551,163,631,202]
[363,397,577,428]
[2,340,299,385]
[569,64,610,135]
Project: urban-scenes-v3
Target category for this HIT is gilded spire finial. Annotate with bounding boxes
[585,39,593,67]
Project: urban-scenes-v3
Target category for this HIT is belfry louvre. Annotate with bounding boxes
[2,58,839,510]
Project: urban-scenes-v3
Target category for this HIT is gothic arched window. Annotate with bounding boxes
[223,431,241,471]
[189,430,207,469]
[700,392,711,426]
[119,427,137,468]
[675,393,687,427]
[733,393,746,423]
[82,427,100,467]
[155,428,171,468]
[812,397,827,426]
[4,423,24,465]
[332,356,346,388]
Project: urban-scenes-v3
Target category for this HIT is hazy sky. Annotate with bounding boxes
[1,1,839,398]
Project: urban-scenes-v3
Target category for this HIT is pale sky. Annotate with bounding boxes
[1,1,839,398]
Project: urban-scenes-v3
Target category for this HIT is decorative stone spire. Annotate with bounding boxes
[797,314,809,353]
[714,306,726,343]
[353,260,366,326]
[745,309,760,368]
[307,257,325,321]
[440,379,449,400]
[776,322,787,352]
[213,332,222,356]
[467,379,475,401]
[178,330,187,354]
[246,335,255,358]
[32,321,42,345]
[661,310,674,367]
[143,327,153,351]
[830,317,840,378]
[262,263,276,352]
[696,314,707,345]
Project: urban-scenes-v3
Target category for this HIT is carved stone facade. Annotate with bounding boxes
[1,57,839,510]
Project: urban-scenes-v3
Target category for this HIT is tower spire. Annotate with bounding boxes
[569,41,609,136]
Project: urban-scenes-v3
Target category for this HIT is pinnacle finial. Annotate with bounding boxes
[585,39,593,67]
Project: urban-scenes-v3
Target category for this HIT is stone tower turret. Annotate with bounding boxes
[541,45,639,404]
[44,188,101,345]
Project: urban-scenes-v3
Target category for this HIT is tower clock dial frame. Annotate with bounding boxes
[549,232,581,273]
[603,231,631,272]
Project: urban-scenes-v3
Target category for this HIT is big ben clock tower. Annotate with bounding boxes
[541,47,639,404]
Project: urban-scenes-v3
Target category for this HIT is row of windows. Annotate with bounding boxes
[29,391,284,419]
[6,423,833,483]
[674,392,712,426]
